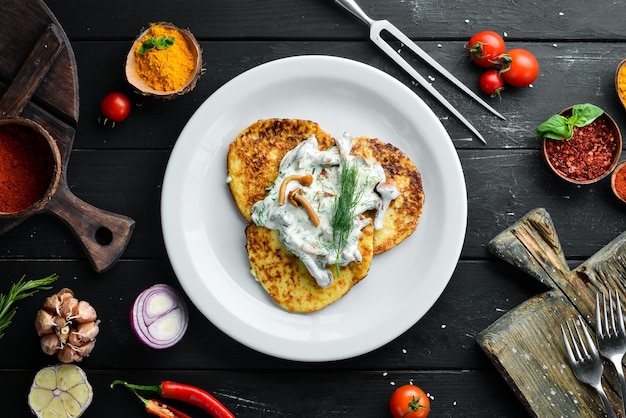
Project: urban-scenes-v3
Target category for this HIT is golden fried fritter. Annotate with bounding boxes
[351,136,424,254]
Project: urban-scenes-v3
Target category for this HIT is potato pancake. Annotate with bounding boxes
[351,136,424,254]
[246,222,374,312]
[227,120,423,312]
[227,118,334,222]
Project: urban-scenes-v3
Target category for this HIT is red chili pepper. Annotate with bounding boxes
[111,381,192,418]
[111,380,235,418]
[145,399,192,418]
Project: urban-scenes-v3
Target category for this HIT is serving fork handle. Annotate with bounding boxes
[334,0,375,26]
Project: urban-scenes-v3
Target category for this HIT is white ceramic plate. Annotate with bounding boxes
[161,55,467,362]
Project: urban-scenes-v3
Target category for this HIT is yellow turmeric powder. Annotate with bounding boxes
[619,63,626,107]
[135,24,195,92]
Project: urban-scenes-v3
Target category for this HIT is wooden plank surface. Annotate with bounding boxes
[0,0,624,416]
[479,208,626,417]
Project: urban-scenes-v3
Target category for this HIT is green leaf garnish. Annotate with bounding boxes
[536,103,604,140]
[139,36,175,55]
[0,273,58,340]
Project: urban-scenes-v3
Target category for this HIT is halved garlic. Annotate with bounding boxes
[28,363,93,418]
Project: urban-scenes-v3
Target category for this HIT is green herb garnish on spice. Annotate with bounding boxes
[139,36,175,54]
[0,273,57,340]
[330,160,363,276]
[536,103,604,140]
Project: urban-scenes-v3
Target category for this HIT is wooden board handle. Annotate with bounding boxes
[0,23,64,117]
[44,185,135,273]
[488,207,569,290]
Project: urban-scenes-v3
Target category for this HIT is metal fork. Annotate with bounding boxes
[562,316,617,418]
[596,290,626,412]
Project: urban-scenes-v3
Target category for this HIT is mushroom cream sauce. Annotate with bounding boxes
[250,133,399,288]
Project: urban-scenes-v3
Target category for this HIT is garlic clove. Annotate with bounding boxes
[35,309,56,336]
[69,321,99,346]
[73,301,97,323]
[40,333,62,355]
[57,344,78,363]
[56,288,74,301]
[60,297,79,320]
[43,294,62,315]
[72,340,96,359]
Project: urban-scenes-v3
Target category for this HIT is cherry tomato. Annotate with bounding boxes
[500,48,539,87]
[389,384,430,418]
[479,69,504,97]
[99,92,131,126]
[466,31,506,68]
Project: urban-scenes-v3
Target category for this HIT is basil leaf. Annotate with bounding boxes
[156,37,174,49]
[536,114,572,140]
[571,103,604,127]
[139,38,156,55]
[138,36,175,55]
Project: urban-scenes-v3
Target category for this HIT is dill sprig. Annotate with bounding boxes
[330,160,363,274]
[0,273,58,340]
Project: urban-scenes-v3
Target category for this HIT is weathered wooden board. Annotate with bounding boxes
[478,208,626,417]
[0,0,134,271]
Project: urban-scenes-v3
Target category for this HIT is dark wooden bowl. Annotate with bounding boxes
[0,118,61,217]
[611,161,626,204]
[541,107,622,185]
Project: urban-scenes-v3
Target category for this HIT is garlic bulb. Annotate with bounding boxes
[35,288,99,363]
[28,363,93,418]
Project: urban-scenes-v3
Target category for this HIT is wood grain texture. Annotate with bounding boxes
[479,208,626,417]
[0,1,134,270]
[0,0,78,123]
[0,0,623,416]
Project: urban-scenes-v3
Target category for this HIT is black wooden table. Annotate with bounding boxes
[2,0,626,416]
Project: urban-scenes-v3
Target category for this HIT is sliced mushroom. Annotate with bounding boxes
[288,188,320,227]
[278,174,314,205]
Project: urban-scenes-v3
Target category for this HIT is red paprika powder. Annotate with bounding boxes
[0,123,55,213]
[614,163,626,202]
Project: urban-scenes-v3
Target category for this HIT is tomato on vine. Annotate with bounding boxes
[479,69,505,97]
[466,31,506,68]
[499,48,539,87]
[99,92,131,127]
[389,384,430,418]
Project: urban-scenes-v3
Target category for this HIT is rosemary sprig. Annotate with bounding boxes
[0,273,58,340]
[330,160,363,275]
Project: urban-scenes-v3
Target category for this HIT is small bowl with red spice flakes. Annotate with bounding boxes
[537,104,622,185]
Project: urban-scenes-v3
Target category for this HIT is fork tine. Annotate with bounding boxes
[567,318,588,360]
[562,324,576,362]
[563,314,619,418]
[580,315,600,357]
[615,289,626,334]
[609,290,618,336]
[597,292,605,338]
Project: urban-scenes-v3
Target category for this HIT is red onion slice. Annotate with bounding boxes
[130,284,189,349]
